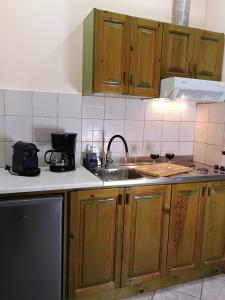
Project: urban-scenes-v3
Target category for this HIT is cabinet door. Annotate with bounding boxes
[161,24,195,78]
[129,18,163,97]
[166,183,206,276]
[194,30,224,81]
[201,181,225,268]
[94,10,131,94]
[68,188,124,298]
[121,185,171,286]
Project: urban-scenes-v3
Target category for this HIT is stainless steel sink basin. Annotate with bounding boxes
[94,167,144,182]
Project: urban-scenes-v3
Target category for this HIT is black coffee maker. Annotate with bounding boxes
[45,133,77,172]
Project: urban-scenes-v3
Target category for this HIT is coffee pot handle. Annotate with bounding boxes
[44,150,54,164]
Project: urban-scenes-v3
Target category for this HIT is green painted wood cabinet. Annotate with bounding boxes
[83,9,163,98]
[161,24,224,80]
[67,182,225,300]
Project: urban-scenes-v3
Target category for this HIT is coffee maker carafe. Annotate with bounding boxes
[45,133,77,172]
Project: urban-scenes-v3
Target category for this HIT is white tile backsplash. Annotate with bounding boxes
[82,96,104,119]
[179,122,195,141]
[58,118,81,141]
[161,141,179,155]
[0,142,5,167]
[125,120,144,142]
[5,90,32,116]
[0,90,4,115]
[5,88,225,167]
[207,123,224,145]
[58,93,82,118]
[5,116,32,141]
[162,122,180,141]
[145,102,164,120]
[33,92,58,117]
[105,97,125,119]
[144,121,163,141]
[125,98,145,120]
[196,103,209,122]
[195,122,208,143]
[104,119,124,141]
[209,103,225,123]
[193,142,206,164]
[180,104,196,122]
[0,116,4,141]
[163,110,181,122]
[33,117,57,142]
[178,142,193,155]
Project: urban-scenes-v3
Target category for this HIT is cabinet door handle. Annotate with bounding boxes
[123,72,128,86]
[202,187,206,197]
[129,74,133,85]
[208,187,211,197]
[125,194,130,205]
[118,194,123,205]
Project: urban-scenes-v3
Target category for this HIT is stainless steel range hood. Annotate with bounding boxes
[160,77,225,103]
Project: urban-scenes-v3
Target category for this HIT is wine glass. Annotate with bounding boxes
[165,153,175,164]
[150,153,159,164]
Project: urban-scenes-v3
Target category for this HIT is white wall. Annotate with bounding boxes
[204,0,225,81]
[0,0,206,93]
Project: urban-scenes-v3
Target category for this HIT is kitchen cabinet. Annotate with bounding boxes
[194,30,224,80]
[161,24,196,78]
[83,9,162,97]
[161,24,224,81]
[67,181,225,299]
[67,188,124,299]
[201,181,225,268]
[121,185,171,286]
[166,183,206,276]
[129,18,162,97]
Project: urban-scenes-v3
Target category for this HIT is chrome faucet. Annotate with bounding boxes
[105,135,129,167]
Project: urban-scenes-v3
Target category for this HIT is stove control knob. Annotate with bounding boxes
[214,164,220,170]
[220,166,225,172]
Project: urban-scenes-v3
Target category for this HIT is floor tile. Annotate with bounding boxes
[174,280,203,298]
[153,287,197,300]
[202,277,225,300]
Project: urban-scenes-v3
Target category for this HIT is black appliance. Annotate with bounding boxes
[0,195,62,300]
[45,132,77,172]
[10,141,40,176]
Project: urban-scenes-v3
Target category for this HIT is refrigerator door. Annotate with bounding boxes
[0,196,63,300]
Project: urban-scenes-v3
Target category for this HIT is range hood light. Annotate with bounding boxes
[146,98,188,111]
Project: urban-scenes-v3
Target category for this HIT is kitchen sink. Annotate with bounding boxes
[93,167,144,182]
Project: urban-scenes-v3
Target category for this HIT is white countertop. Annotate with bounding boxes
[0,166,103,194]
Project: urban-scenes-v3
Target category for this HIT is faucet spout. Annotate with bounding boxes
[106,135,129,167]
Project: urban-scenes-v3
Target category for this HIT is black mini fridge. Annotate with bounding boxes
[0,196,63,300]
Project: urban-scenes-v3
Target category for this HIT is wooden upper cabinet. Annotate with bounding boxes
[121,185,171,286]
[129,18,163,97]
[194,30,224,81]
[83,9,162,97]
[201,181,225,268]
[161,24,196,78]
[67,188,124,299]
[94,10,131,94]
[166,183,206,277]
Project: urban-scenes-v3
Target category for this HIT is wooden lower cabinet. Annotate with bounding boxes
[166,183,206,276]
[67,181,225,299]
[67,188,124,299]
[201,181,225,268]
[121,185,171,286]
